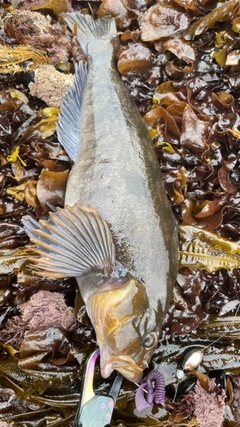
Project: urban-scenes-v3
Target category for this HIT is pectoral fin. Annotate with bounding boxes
[22,205,115,278]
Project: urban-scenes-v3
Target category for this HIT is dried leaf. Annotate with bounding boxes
[24,180,41,209]
[0,247,32,275]
[212,46,227,67]
[36,169,69,210]
[6,183,26,201]
[30,0,71,15]
[218,164,237,194]
[181,198,226,231]
[140,2,191,42]
[161,38,196,64]
[98,0,135,28]
[117,43,154,76]
[164,167,188,204]
[183,0,239,39]
[144,106,180,144]
[232,17,240,33]
[121,0,153,14]
[0,223,28,249]
[7,146,27,166]
[152,81,175,104]
[195,198,227,219]
[227,128,240,138]
[180,105,210,153]
[34,116,58,138]
[225,49,240,66]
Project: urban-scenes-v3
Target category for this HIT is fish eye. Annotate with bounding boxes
[143,332,158,349]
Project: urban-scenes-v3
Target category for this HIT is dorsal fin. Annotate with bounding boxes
[57,61,87,162]
[22,205,115,278]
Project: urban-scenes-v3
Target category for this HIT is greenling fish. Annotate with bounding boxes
[23,13,178,383]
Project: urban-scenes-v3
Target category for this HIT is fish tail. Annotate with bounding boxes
[63,13,118,54]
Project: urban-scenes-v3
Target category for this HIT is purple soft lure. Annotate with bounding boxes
[135,369,165,412]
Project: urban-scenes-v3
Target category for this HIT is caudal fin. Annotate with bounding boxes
[63,13,117,54]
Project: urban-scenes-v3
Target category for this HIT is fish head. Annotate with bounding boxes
[86,276,160,383]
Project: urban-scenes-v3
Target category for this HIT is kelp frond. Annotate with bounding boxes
[0,45,50,73]
[179,225,240,272]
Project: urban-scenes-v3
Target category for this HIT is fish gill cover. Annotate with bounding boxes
[0,0,240,425]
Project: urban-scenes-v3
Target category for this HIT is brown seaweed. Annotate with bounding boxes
[179,225,240,272]
[0,45,50,74]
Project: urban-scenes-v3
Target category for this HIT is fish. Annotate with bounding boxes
[22,13,178,383]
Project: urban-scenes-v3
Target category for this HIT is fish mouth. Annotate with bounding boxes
[101,355,144,383]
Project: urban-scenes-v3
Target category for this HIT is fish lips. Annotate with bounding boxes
[100,354,144,383]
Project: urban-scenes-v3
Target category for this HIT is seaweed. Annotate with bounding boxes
[179,225,240,271]
[0,45,50,74]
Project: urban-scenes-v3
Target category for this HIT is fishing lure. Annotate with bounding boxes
[182,303,240,372]
[135,369,165,412]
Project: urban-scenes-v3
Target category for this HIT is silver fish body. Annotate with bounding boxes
[23,14,178,383]
[64,20,177,315]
